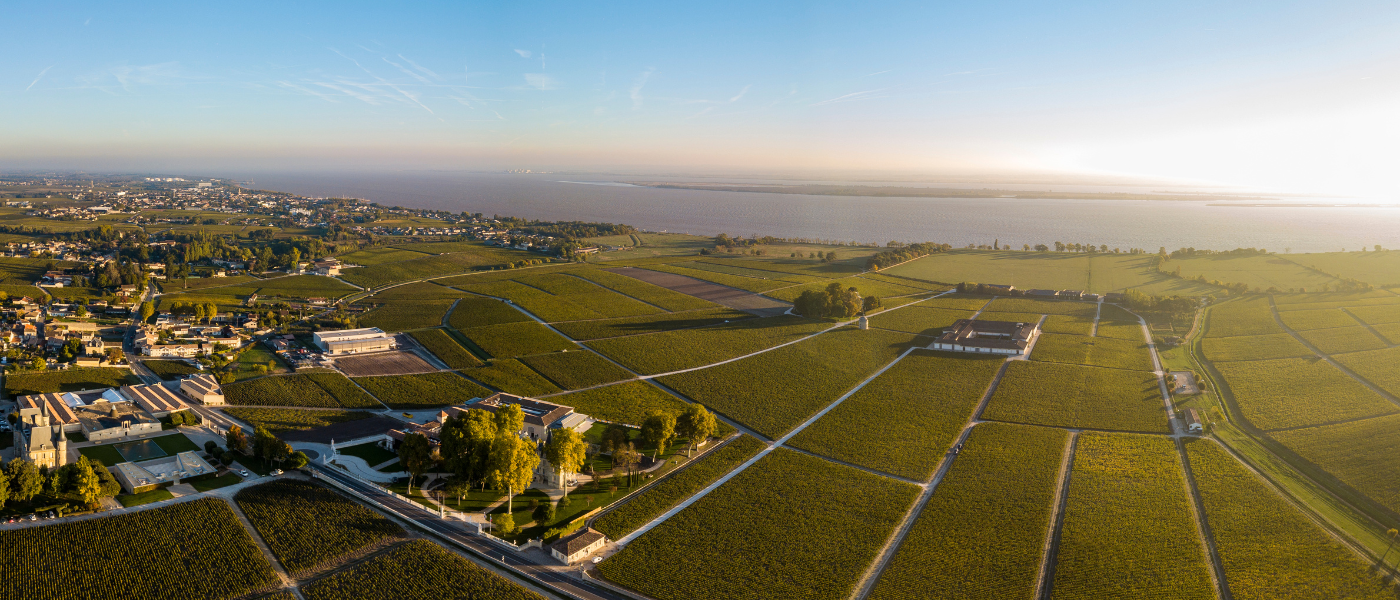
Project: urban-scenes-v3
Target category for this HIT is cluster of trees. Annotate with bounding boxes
[224,424,308,471]
[429,403,540,513]
[1165,247,1269,258]
[793,283,880,319]
[0,455,122,509]
[867,242,950,270]
[1120,289,1197,318]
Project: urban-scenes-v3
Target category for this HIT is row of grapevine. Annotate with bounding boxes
[235,479,404,576]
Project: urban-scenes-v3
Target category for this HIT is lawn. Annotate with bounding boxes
[236,479,404,576]
[657,327,914,438]
[1050,433,1214,600]
[597,448,920,600]
[550,307,754,341]
[518,350,634,389]
[1214,357,1397,430]
[1201,333,1314,362]
[1204,297,1284,338]
[79,444,127,465]
[222,407,373,434]
[587,315,829,375]
[1296,326,1389,355]
[593,436,766,539]
[1185,438,1395,599]
[118,488,174,507]
[152,432,201,455]
[548,381,692,426]
[300,539,545,600]
[789,350,1003,480]
[869,423,1068,600]
[4,367,139,397]
[455,321,577,359]
[982,361,1168,433]
[338,442,398,466]
[462,359,562,396]
[191,473,243,492]
[408,328,484,369]
[1030,333,1155,371]
[353,372,491,408]
[1271,414,1400,516]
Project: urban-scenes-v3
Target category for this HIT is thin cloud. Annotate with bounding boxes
[810,88,887,107]
[515,49,532,58]
[864,69,893,77]
[383,57,432,84]
[277,81,339,103]
[525,73,559,91]
[630,68,654,109]
[398,54,439,80]
[25,66,52,91]
[729,85,751,103]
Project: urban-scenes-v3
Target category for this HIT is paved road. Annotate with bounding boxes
[307,462,625,600]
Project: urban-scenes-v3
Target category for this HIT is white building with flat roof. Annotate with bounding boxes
[313,327,395,355]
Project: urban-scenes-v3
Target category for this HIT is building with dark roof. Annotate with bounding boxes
[929,319,1040,355]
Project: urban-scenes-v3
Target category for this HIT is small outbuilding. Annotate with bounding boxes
[1184,408,1204,434]
[550,528,607,564]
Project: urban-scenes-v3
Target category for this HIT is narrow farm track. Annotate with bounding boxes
[226,497,304,599]
[1090,298,1103,337]
[1035,431,1079,600]
[1340,307,1397,347]
[1177,439,1233,600]
[1140,314,1180,435]
[1267,297,1400,410]
[440,298,462,326]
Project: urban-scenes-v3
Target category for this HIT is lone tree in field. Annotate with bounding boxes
[1382,528,1400,571]
[398,432,433,495]
[545,428,587,499]
[489,434,539,514]
[676,404,717,458]
[641,411,677,461]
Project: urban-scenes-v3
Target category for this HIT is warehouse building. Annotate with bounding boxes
[313,327,395,355]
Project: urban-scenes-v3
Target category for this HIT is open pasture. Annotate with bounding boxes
[1051,433,1213,600]
[550,307,754,341]
[1204,297,1283,338]
[1201,333,1314,362]
[982,361,1168,433]
[456,321,577,358]
[518,350,634,389]
[1296,326,1389,355]
[1031,333,1155,371]
[790,350,1003,480]
[594,436,766,539]
[1185,438,1396,599]
[353,372,491,408]
[1214,357,1397,430]
[869,423,1067,600]
[1271,414,1400,517]
[587,315,828,375]
[597,448,919,600]
[657,327,913,438]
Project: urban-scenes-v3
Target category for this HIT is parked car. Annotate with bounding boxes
[271,469,284,476]
[237,469,251,477]
[27,514,37,522]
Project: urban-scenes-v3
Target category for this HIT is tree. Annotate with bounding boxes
[30,356,45,371]
[862,296,882,313]
[494,403,525,436]
[613,442,642,487]
[204,303,217,321]
[640,411,677,460]
[139,301,155,322]
[287,451,309,469]
[398,433,433,495]
[544,428,587,499]
[600,423,630,460]
[532,500,555,525]
[193,303,206,322]
[226,424,247,453]
[8,459,43,504]
[73,456,102,505]
[793,290,827,318]
[445,478,473,508]
[493,512,517,536]
[90,459,121,498]
[204,440,221,456]
[440,409,498,491]
[1381,528,1400,569]
[0,467,9,507]
[488,434,539,513]
[676,404,716,458]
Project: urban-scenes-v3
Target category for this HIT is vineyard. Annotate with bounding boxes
[866,305,976,336]
[1093,320,1146,341]
[338,250,510,289]
[235,479,404,576]
[408,328,484,369]
[357,298,457,332]
[456,321,577,359]
[789,350,1003,480]
[1214,358,1397,430]
[454,279,612,321]
[1041,314,1095,336]
[222,407,373,433]
[657,327,912,438]
[1278,308,1362,331]
[1030,333,1154,371]
[982,361,1168,433]
[549,307,752,341]
[569,268,719,311]
[446,296,534,329]
[869,423,1067,600]
[4,367,139,396]
[144,360,202,380]
[224,374,343,408]
[586,315,828,375]
[550,381,692,426]
[1050,433,1214,600]
[0,498,277,600]
[463,359,562,396]
[594,436,765,539]
[1201,333,1313,362]
[301,540,544,600]
[1334,346,1400,397]
[987,297,1098,316]
[303,372,383,408]
[1271,414,1400,515]
[337,247,431,266]
[513,272,664,318]
[1347,303,1400,325]
[1204,298,1282,338]
[1296,326,1389,355]
[517,350,635,389]
[1185,438,1395,599]
[641,262,796,293]
[353,372,491,408]
[597,448,920,600]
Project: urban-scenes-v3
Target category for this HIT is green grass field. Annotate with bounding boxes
[982,361,1168,433]
[354,372,491,408]
[517,350,634,389]
[547,381,691,426]
[1214,358,1397,430]
[593,436,766,539]
[1030,333,1155,371]
[658,327,913,438]
[789,350,1003,480]
[1185,438,1396,599]
[1050,433,1214,600]
[1201,333,1314,361]
[587,315,828,375]
[869,423,1067,600]
[597,448,919,600]
[1271,414,1400,517]
[549,307,754,341]
[456,321,577,358]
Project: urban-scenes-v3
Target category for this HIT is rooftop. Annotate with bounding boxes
[121,383,189,413]
[552,528,607,556]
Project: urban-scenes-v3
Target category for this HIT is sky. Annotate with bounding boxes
[3,1,1400,196]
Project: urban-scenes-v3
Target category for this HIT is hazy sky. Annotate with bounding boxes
[4,1,1399,196]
